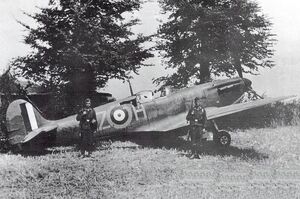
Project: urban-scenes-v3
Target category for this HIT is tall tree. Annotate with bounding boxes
[12,0,153,100]
[221,0,275,78]
[155,0,275,88]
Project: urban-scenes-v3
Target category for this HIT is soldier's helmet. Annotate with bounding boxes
[194,97,200,102]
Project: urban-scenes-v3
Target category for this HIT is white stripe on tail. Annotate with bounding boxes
[25,102,38,130]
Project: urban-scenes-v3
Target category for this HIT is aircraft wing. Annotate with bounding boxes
[206,96,294,120]
[134,95,294,132]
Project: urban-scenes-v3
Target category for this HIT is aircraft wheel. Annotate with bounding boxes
[214,130,231,147]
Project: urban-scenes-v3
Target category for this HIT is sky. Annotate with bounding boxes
[0,0,300,99]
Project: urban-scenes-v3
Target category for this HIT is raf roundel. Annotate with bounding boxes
[113,110,126,122]
[107,105,133,129]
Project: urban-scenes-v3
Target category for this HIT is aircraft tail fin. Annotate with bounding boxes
[6,99,57,145]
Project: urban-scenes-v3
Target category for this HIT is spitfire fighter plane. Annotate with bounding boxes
[5,77,293,151]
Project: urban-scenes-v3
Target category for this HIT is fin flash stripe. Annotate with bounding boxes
[20,103,38,132]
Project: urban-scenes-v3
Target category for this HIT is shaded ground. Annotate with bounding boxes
[1,126,300,198]
[124,130,268,161]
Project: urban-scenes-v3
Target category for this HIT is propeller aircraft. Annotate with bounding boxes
[5,77,293,151]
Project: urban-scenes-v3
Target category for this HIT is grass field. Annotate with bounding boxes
[1,125,300,198]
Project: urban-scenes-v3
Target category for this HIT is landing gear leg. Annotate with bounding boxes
[211,120,231,147]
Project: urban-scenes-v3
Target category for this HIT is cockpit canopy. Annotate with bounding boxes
[136,90,154,104]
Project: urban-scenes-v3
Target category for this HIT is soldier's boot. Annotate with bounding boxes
[80,150,86,157]
[87,151,92,157]
[194,148,200,159]
[190,144,199,159]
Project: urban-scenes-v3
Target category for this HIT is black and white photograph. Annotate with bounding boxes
[0,0,300,198]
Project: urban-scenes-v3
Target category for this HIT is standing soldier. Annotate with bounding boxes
[186,97,207,159]
[76,98,97,157]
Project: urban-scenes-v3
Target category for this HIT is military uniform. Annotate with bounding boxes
[76,107,97,156]
[186,102,207,158]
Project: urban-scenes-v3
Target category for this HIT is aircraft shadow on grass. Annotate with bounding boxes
[16,146,75,157]
[113,131,269,161]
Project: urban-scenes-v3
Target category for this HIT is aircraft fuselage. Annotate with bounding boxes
[51,78,249,145]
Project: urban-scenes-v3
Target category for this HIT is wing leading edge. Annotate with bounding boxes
[206,96,295,120]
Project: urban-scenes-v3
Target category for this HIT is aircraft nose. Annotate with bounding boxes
[242,78,252,88]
